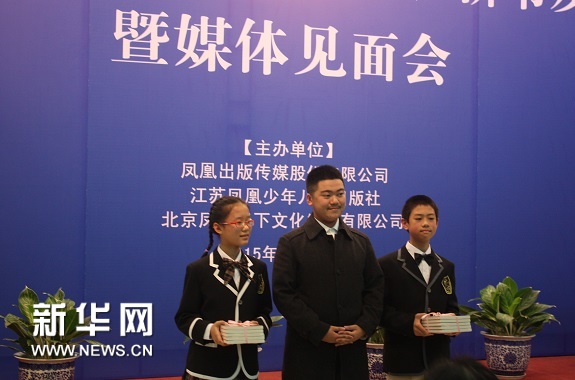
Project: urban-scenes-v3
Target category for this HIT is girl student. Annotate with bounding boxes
[175,196,272,380]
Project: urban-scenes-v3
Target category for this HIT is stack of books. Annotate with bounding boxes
[221,321,265,344]
[421,314,472,334]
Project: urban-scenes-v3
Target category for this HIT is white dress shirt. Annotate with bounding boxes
[316,218,340,239]
[406,241,432,283]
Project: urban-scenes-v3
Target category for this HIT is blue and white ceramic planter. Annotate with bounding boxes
[366,342,387,380]
[482,332,534,380]
[15,353,77,380]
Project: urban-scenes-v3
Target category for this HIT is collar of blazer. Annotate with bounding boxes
[396,247,445,287]
[395,247,444,264]
[208,251,255,296]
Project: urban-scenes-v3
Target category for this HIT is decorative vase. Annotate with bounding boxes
[366,342,387,380]
[481,332,534,380]
[15,353,78,380]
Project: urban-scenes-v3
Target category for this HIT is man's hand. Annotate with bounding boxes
[335,324,365,346]
[322,325,345,344]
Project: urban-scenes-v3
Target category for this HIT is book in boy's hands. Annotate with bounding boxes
[221,321,265,344]
[421,314,472,334]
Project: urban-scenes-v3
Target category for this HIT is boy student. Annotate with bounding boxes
[272,165,384,380]
[378,195,459,380]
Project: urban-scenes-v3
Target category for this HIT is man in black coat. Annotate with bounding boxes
[273,165,384,379]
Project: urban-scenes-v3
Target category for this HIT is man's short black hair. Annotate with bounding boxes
[306,165,344,194]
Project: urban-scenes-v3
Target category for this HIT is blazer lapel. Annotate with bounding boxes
[209,252,239,296]
[237,253,255,298]
[397,247,428,287]
[427,250,445,288]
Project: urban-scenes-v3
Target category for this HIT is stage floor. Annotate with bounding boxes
[127,355,575,380]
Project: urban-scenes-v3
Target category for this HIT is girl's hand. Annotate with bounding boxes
[211,320,229,346]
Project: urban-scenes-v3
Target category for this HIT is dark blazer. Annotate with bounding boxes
[175,251,273,380]
[378,246,459,375]
[272,216,384,380]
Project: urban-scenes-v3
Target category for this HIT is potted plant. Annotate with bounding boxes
[1,286,102,380]
[366,326,386,380]
[459,276,560,380]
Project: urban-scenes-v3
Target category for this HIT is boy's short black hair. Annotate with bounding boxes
[402,195,439,220]
[306,165,344,194]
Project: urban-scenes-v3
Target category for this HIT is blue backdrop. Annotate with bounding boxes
[1,0,574,379]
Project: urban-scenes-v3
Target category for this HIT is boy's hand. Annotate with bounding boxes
[413,313,433,337]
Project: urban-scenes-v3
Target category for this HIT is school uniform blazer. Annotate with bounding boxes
[378,246,459,375]
[175,251,272,380]
[272,216,384,380]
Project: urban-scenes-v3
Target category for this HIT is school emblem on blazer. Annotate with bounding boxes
[257,274,265,295]
[442,276,453,295]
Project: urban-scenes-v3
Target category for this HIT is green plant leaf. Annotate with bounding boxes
[502,276,518,294]
[479,285,496,305]
[368,326,384,344]
[516,288,538,312]
[18,287,39,324]
[83,339,104,346]
[505,297,522,318]
[0,344,21,352]
[271,315,284,327]
[54,289,66,302]
[3,314,33,341]
[523,302,555,316]
[61,308,80,343]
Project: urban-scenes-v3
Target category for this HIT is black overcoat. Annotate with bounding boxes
[273,216,384,380]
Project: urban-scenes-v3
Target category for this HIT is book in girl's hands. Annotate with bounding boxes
[221,321,265,344]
